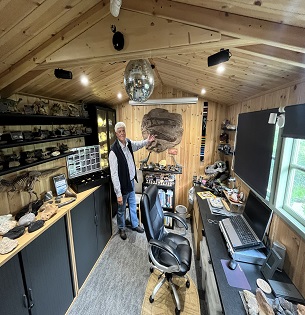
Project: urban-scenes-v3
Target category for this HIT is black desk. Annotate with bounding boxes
[195,187,289,314]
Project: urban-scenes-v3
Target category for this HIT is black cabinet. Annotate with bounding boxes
[0,255,27,315]
[71,182,112,288]
[20,216,74,315]
[95,184,112,255]
[0,217,74,315]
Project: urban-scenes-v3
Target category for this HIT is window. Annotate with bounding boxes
[275,137,305,230]
[283,139,305,225]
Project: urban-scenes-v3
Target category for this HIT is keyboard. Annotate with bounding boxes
[229,216,260,246]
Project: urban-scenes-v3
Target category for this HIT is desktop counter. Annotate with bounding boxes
[194,186,290,314]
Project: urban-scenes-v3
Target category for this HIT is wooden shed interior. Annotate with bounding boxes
[1,0,305,304]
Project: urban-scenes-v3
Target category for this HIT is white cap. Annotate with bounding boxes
[115,121,126,132]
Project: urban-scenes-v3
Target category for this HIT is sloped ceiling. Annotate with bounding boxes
[1,0,305,106]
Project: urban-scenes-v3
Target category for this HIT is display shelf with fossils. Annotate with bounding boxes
[0,95,89,216]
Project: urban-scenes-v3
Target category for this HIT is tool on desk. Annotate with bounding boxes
[219,190,273,251]
[58,197,76,208]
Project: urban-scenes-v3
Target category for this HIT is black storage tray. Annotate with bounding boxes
[69,172,109,193]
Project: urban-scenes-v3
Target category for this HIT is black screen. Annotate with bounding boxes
[243,190,272,240]
[234,109,277,198]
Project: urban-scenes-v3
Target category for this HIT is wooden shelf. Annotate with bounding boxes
[0,152,74,176]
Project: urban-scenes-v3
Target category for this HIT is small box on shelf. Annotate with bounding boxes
[223,190,244,213]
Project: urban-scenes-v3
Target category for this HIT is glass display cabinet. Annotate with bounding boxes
[85,105,116,171]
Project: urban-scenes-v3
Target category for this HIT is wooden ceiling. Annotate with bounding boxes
[1,0,305,106]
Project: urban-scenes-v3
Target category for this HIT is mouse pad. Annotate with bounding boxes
[221,259,251,290]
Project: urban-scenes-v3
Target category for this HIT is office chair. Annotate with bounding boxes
[140,184,192,315]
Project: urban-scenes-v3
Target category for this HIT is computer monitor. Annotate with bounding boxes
[243,190,273,241]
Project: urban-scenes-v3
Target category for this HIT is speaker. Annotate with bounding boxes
[272,240,286,271]
[207,49,231,67]
[54,69,73,79]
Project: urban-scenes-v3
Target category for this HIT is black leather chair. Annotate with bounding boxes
[140,184,192,315]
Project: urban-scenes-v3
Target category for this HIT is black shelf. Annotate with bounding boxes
[140,167,182,174]
[0,134,89,150]
[0,113,90,125]
[0,152,74,176]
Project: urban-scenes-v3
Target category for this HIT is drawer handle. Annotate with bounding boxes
[23,294,29,309]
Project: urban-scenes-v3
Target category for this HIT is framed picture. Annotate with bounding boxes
[260,247,282,279]
[53,174,68,196]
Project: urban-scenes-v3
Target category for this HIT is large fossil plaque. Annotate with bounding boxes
[141,108,183,152]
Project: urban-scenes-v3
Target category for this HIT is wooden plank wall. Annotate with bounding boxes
[227,80,305,296]
[0,93,85,216]
[112,85,225,209]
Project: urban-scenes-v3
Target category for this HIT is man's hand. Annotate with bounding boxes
[147,134,156,143]
[117,196,123,205]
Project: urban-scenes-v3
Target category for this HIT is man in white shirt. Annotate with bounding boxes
[109,122,155,240]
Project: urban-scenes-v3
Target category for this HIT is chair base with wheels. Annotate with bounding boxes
[140,184,192,314]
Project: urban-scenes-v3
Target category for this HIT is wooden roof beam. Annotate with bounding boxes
[236,45,305,69]
[122,0,305,53]
[0,1,109,92]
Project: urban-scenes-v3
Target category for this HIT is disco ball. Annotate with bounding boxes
[124,59,154,102]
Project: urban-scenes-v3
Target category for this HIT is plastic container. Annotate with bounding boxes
[175,205,187,228]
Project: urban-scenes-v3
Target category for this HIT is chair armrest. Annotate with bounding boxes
[148,239,181,273]
[163,211,188,230]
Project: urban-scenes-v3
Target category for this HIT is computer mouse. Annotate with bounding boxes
[228,259,238,270]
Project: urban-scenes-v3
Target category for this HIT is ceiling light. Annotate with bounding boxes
[201,88,206,95]
[110,0,122,17]
[80,74,89,86]
[117,92,122,99]
[54,69,73,79]
[124,59,154,102]
[217,65,225,74]
[207,49,231,67]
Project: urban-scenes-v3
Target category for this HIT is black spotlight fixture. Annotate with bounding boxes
[111,24,124,51]
[54,68,73,79]
[207,49,231,67]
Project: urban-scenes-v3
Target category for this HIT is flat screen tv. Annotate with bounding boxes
[234,109,277,199]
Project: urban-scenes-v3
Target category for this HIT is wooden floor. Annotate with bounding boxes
[141,270,201,315]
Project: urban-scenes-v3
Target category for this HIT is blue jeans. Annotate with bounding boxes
[117,180,139,230]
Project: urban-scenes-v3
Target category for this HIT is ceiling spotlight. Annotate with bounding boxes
[201,88,206,95]
[54,68,73,79]
[207,49,231,67]
[117,92,122,99]
[80,74,89,86]
[217,65,225,74]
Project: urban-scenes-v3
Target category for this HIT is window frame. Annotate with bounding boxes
[272,137,305,238]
